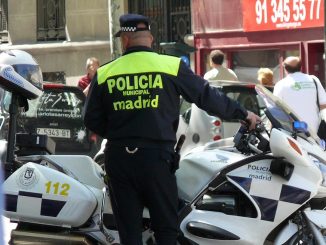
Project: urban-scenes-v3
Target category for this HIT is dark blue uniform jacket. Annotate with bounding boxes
[83,46,248,151]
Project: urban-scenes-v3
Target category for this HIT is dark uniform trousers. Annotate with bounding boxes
[105,145,178,245]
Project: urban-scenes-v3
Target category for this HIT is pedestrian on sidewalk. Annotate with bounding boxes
[273,56,326,135]
[78,57,100,96]
[204,49,238,82]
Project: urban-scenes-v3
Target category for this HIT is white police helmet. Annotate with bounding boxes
[0,50,43,99]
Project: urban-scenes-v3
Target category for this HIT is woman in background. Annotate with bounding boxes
[257,68,274,87]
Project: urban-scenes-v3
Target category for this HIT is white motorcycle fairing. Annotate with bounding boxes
[4,155,122,244]
[274,210,326,244]
[178,128,323,244]
[4,161,98,227]
[273,221,298,245]
[304,209,326,229]
[177,147,246,202]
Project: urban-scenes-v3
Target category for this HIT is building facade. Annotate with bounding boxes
[0,0,124,85]
[128,0,192,52]
[192,0,325,85]
[0,0,194,85]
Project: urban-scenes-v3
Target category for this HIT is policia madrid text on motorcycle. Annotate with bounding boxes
[83,13,261,245]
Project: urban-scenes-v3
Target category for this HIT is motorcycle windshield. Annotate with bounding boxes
[255,84,318,141]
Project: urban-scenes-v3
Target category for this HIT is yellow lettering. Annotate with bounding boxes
[153,74,163,89]
[45,181,70,196]
[113,95,160,110]
[126,76,134,90]
[125,100,134,109]
[143,98,150,107]
[134,96,142,109]
[139,75,148,89]
[113,101,125,110]
[60,183,70,196]
[107,79,115,93]
[151,95,159,108]
[107,74,163,94]
[116,77,126,91]
[148,74,152,88]
[134,76,138,90]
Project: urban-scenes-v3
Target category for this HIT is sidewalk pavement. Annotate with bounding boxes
[3,216,17,245]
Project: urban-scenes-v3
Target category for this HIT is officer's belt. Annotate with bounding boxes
[108,138,175,151]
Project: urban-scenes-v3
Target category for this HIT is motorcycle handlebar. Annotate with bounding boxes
[234,121,269,154]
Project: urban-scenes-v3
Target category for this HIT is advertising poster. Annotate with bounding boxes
[242,0,324,31]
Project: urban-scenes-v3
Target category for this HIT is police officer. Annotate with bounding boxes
[83,13,260,245]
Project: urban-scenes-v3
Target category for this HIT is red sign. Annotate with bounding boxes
[242,0,324,32]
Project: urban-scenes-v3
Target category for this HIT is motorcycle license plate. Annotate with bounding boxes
[37,128,71,138]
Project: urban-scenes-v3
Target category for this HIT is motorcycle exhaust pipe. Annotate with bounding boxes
[10,229,95,245]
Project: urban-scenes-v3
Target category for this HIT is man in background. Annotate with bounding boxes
[78,57,100,96]
[273,56,326,134]
[204,49,238,82]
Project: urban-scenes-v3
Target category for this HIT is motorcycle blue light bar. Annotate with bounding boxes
[293,121,308,133]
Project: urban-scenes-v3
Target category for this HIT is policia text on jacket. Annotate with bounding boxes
[106,73,162,110]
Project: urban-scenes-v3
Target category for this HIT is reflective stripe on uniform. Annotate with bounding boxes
[97,52,181,85]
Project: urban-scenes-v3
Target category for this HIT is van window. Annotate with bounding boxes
[22,90,83,120]
[222,86,261,117]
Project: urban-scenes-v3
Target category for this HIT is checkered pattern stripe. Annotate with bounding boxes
[5,191,66,217]
[229,176,311,222]
[121,26,137,32]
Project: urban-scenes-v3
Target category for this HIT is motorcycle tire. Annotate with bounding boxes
[283,232,322,245]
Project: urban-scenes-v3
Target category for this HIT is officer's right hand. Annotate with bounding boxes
[246,110,261,130]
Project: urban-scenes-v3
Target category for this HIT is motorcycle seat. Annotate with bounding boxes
[19,154,105,189]
[46,155,105,189]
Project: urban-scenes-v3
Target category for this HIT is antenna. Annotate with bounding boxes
[4,93,25,179]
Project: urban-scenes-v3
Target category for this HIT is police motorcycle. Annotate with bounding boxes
[1,49,326,244]
[0,50,122,244]
[176,85,326,244]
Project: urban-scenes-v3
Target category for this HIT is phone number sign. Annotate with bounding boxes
[242,0,324,32]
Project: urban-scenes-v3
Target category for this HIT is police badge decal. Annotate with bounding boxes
[16,167,39,189]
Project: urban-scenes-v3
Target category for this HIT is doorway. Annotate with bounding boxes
[307,42,325,86]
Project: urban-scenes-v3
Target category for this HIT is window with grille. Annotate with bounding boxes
[37,0,66,41]
[128,0,190,52]
[43,71,66,84]
[0,0,8,43]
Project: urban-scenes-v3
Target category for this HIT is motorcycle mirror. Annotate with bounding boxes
[293,121,308,133]
[270,158,294,181]
[320,139,326,151]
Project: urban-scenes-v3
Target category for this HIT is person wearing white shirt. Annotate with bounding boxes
[204,50,238,82]
[273,56,326,134]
